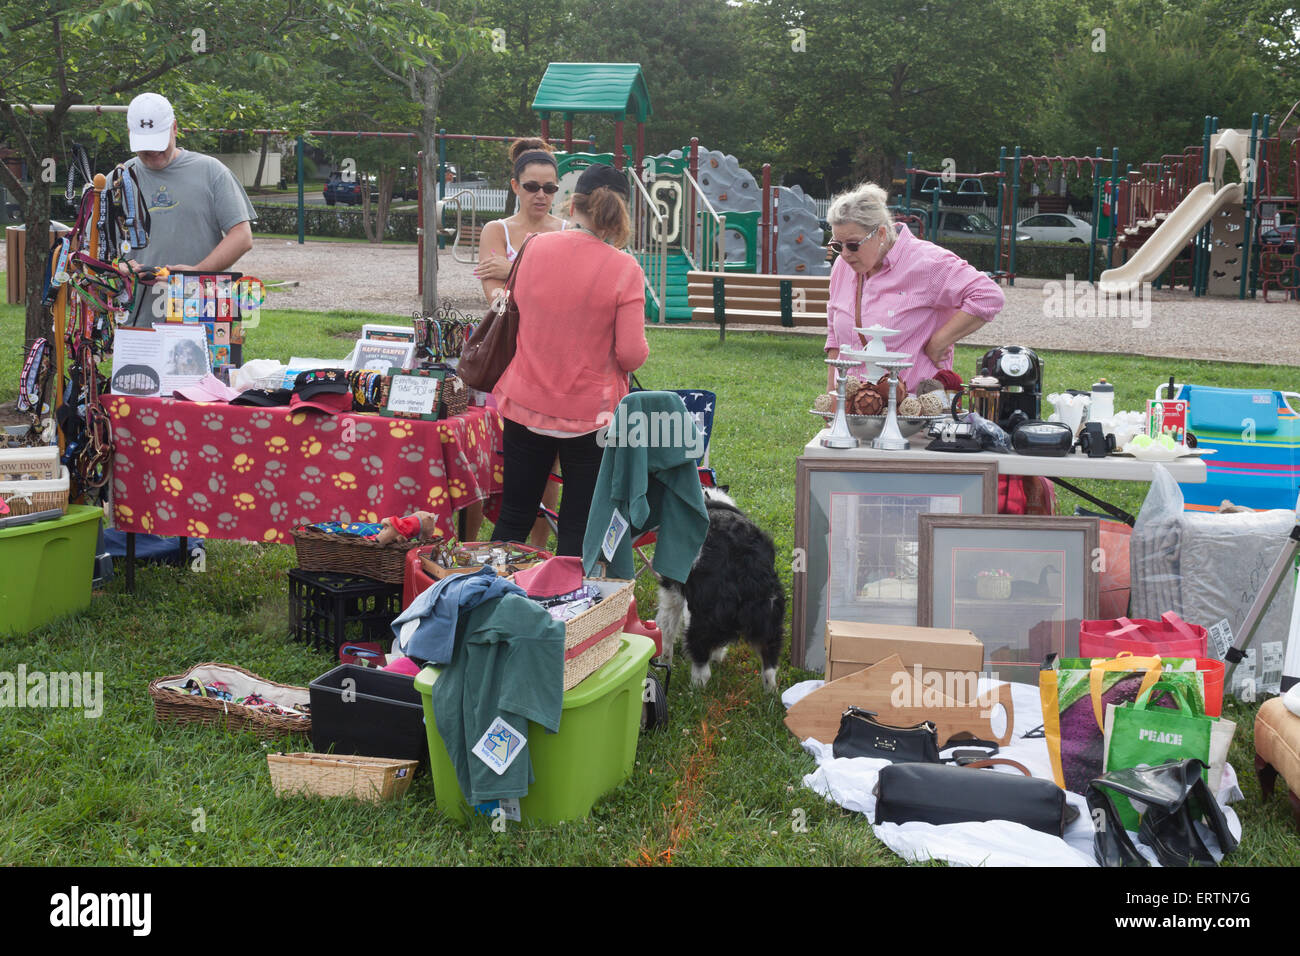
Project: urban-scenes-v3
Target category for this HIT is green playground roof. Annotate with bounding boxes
[531,63,652,123]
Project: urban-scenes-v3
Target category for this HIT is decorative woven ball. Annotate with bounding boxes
[852,388,885,415]
[919,391,948,416]
[898,396,922,417]
[916,378,944,396]
[844,377,862,396]
[813,392,835,413]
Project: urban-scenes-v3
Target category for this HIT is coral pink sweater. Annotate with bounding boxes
[493,229,649,433]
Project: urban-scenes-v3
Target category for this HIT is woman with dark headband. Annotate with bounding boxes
[475,137,567,305]
[490,163,648,556]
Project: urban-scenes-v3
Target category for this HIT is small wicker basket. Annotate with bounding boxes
[562,579,634,690]
[267,752,418,803]
[292,525,426,584]
[440,375,470,418]
[0,465,70,516]
[148,662,311,739]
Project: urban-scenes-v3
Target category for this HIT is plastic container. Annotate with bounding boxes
[309,663,429,767]
[289,569,402,651]
[414,633,655,824]
[0,504,101,635]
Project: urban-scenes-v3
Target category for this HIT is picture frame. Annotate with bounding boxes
[361,323,418,343]
[793,458,998,673]
[351,339,415,373]
[382,369,446,421]
[918,514,1100,684]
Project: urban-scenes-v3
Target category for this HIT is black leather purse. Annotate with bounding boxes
[1086,759,1238,867]
[874,759,1074,837]
[833,707,940,763]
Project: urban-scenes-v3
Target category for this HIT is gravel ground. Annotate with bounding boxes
[15,236,1300,367]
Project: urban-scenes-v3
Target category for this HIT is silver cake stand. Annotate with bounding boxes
[821,354,865,449]
[871,356,914,451]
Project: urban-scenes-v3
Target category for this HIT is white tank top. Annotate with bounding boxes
[504,219,568,260]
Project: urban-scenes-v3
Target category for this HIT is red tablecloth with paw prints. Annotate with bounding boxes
[105,396,503,543]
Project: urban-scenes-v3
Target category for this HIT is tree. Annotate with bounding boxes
[0,0,318,344]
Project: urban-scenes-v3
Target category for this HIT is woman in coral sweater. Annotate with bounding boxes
[492,163,649,555]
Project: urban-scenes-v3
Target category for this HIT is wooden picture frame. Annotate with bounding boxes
[382,369,446,421]
[918,514,1100,684]
[792,458,998,673]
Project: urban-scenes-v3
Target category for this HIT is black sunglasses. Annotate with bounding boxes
[827,231,880,255]
[520,181,559,194]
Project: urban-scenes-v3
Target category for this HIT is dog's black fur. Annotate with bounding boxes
[657,489,785,691]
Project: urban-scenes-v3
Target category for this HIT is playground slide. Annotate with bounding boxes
[1098,180,1244,295]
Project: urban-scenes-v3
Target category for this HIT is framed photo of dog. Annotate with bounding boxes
[793,459,998,673]
[918,514,1099,684]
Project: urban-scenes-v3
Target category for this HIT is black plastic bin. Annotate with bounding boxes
[309,664,429,769]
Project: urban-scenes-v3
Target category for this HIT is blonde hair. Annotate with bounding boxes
[827,181,893,235]
[571,187,631,249]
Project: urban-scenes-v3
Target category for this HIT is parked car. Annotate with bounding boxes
[1260,221,1296,252]
[934,210,1031,243]
[323,173,363,206]
[1017,212,1094,243]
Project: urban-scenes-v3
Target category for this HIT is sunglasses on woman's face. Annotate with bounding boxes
[520,181,559,194]
[827,230,879,255]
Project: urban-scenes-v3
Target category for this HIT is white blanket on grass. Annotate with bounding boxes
[783,679,1242,867]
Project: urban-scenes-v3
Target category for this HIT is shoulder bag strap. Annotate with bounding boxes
[492,231,535,314]
[964,757,1032,777]
[853,272,866,348]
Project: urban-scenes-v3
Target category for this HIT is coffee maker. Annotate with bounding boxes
[977,346,1042,431]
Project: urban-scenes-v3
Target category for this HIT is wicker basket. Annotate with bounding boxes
[441,375,470,418]
[148,662,311,739]
[292,525,425,584]
[420,541,551,581]
[562,579,634,691]
[0,465,70,516]
[267,752,418,802]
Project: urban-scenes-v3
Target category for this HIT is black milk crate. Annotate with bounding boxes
[288,569,402,652]
[309,663,429,769]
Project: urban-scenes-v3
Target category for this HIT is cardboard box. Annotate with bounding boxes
[827,620,984,682]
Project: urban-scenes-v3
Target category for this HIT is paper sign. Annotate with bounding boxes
[385,372,443,418]
[602,507,629,561]
[351,339,414,373]
[1208,619,1234,660]
[473,717,526,776]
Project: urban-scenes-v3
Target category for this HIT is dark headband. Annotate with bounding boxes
[513,149,557,180]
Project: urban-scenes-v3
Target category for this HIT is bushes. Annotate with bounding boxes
[936,238,1107,281]
[250,203,418,242]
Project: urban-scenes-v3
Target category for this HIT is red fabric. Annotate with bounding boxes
[387,514,421,539]
[997,475,1057,515]
[107,396,502,543]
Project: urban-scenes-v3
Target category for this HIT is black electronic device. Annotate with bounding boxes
[1012,420,1074,457]
[978,345,1043,430]
[1078,421,1117,458]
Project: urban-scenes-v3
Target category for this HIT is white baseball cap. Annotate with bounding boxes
[127,93,175,152]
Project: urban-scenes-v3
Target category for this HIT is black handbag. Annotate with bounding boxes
[874,759,1074,837]
[1086,759,1238,867]
[833,707,940,763]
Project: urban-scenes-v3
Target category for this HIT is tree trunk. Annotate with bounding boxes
[371,166,397,242]
[253,133,269,190]
[361,171,375,242]
[420,72,439,312]
[22,184,53,346]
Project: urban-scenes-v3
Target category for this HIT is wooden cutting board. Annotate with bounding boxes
[784,653,1015,746]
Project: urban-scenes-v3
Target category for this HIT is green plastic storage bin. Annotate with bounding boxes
[0,505,102,636]
[414,632,655,824]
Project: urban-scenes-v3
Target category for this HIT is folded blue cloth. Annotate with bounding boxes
[391,565,526,665]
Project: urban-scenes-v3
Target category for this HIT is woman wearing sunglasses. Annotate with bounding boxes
[823,181,1003,392]
[475,138,567,305]
[490,163,648,556]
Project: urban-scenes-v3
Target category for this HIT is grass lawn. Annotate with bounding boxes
[2,300,1298,866]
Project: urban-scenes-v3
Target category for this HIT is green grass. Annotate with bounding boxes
[2,303,1299,865]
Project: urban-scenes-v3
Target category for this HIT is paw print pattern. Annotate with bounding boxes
[232,453,254,474]
[398,443,423,464]
[187,518,210,536]
[388,420,413,440]
[264,459,286,479]
[427,485,447,508]
[300,465,324,486]
[262,528,284,544]
[140,512,154,532]
[394,476,419,494]
[332,471,358,491]
[317,419,339,434]
[448,478,468,501]
[114,426,135,449]
[137,408,158,427]
[331,506,352,523]
[169,449,190,471]
[493,463,504,484]
[217,511,239,531]
[328,442,352,462]
[165,420,188,442]
[268,500,288,523]
[300,437,323,457]
[352,420,375,440]
[265,435,290,455]
[207,473,228,496]
[198,444,222,464]
[161,474,183,497]
[113,401,132,419]
[428,461,445,479]
[142,437,163,456]
[356,510,378,524]
[366,483,383,504]
[186,491,211,512]
[233,492,257,512]
[255,478,278,499]
[229,426,253,446]
[112,477,127,497]
[143,473,158,495]
[155,502,175,523]
[114,504,134,524]
[297,490,320,511]
[360,454,385,476]
[249,412,275,430]
[201,412,225,432]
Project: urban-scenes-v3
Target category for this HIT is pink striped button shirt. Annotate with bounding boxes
[824,224,1004,390]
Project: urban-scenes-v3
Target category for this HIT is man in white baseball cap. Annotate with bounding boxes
[124,92,257,325]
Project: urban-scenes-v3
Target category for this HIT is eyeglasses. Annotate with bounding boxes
[520,181,559,194]
[827,229,881,255]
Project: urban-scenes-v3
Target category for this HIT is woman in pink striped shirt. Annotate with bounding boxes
[824,182,1004,392]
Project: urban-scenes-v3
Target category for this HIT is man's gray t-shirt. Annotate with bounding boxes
[125,150,256,268]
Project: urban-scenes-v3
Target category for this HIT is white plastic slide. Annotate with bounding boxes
[1098,181,1243,294]
[1098,128,1250,296]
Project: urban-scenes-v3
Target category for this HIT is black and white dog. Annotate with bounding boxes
[656,487,785,691]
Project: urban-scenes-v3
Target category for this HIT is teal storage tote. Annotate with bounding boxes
[0,505,102,635]
[414,632,655,824]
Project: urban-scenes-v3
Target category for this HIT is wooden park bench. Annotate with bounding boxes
[686,271,830,337]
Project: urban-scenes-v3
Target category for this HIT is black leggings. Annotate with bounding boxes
[494,418,604,556]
